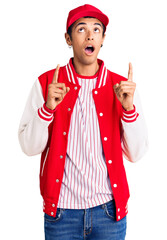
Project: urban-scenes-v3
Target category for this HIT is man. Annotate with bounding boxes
[18,4,148,240]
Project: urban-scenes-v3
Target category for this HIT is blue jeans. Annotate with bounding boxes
[44,199,127,240]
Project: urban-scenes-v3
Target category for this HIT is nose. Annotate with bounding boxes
[86,31,94,41]
[87,36,93,40]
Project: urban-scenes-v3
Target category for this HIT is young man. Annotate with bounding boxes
[18,4,148,240]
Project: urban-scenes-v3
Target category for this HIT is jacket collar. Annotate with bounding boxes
[65,57,108,88]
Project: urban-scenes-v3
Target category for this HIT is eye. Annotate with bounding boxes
[94,28,100,33]
[78,28,85,32]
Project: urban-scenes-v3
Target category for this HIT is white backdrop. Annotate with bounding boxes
[0,0,167,239]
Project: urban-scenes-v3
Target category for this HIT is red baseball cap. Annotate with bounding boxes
[66,4,109,32]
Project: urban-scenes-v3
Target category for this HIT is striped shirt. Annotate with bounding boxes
[57,73,113,209]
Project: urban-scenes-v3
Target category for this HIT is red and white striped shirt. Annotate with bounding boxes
[57,72,113,209]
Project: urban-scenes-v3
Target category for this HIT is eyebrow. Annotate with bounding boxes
[75,22,102,29]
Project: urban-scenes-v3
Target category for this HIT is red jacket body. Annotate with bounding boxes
[39,59,131,221]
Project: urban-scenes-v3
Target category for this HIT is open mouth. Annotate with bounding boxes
[85,45,95,55]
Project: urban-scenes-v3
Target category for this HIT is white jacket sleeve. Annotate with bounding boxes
[121,89,149,163]
[18,79,54,156]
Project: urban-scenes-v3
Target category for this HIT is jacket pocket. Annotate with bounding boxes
[41,147,49,177]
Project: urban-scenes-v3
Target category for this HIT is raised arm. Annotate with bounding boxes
[113,63,148,162]
[18,65,70,156]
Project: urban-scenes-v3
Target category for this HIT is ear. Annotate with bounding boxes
[101,33,106,45]
[65,33,72,47]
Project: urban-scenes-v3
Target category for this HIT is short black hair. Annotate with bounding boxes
[67,16,106,40]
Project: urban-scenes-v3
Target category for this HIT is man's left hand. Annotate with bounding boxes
[113,62,136,111]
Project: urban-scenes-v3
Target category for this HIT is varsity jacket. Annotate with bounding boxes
[18,58,148,221]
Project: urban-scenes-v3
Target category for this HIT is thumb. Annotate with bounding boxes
[67,87,70,92]
[113,83,119,90]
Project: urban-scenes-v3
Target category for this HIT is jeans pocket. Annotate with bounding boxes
[104,200,116,220]
[44,208,64,223]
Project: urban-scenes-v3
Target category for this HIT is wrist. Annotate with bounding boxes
[123,105,134,111]
[44,103,57,113]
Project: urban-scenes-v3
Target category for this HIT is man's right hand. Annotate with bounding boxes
[46,64,70,110]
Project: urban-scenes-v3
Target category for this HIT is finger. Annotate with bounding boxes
[128,62,133,82]
[54,92,63,101]
[56,83,67,93]
[48,92,62,100]
[117,88,135,97]
[66,87,70,92]
[52,64,60,84]
[113,83,119,90]
[55,86,70,99]
[115,84,135,97]
[119,80,135,85]
[53,88,64,94]
[114,82,129,92]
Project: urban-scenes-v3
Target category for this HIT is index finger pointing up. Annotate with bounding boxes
[52,64,60,84]
[128,62,133,81]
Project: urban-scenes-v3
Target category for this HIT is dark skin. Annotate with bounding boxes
[46,18,135,111]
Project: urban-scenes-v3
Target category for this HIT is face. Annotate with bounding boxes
[65,17,105,66]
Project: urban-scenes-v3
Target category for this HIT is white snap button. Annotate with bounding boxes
[68,108,71,111]
[113,184,117,188]
[118,208,120,212]
[99,113,103,116]
[56,179,59,183]
[63,132,66,135]
[118,216,120,220]
[104,137,107,141]
[108,160,112,164]
[60,155,63,159]
[51,212,54,215]
[94,90,98,94]
[74,86,78,90]
[52,204,55,207]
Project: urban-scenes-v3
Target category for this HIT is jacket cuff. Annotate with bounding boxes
[122,105,139,123]
[38,103,54,122]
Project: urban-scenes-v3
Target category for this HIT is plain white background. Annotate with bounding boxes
[0,0,167,239]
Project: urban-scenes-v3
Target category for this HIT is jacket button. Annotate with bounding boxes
[51,212,54,215]
[60,155,63,159]
[68,108,71,111]
[99,112,103,116]
[74,86,78,90]
[56,179,59,183]
[118,216,120,220]
[113,184,117,188]
[63,132,66,135]
[104,137,107,141]
[94,90,98,94]
[52,204,55,207]
[118,208,120,212]
[108,160,112,164]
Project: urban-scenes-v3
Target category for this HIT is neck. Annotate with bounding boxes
[72,58,99,76]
